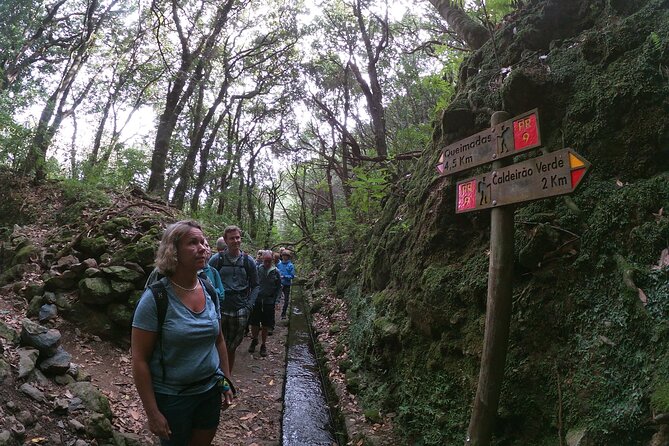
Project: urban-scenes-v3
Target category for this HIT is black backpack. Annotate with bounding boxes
[214,251,253,288]
[147,273,219,379]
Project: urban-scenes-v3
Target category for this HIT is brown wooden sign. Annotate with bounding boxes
[455,148,590,213]
[437,109,541,176]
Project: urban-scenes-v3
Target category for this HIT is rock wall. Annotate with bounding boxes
[337,0,669,444]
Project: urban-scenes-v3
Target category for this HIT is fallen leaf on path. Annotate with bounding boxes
[638,288,647,305]
[240,412,257,421]
[652,207,664,219]
[658,248,669,269]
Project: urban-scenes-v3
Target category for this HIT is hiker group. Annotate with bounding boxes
[130,220,295,445]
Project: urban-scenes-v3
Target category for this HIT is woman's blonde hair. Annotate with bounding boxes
[155,220,202,276]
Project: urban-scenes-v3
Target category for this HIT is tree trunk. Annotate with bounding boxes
[235,165,244,222]
[428,0,490,50]
[147,0,235,195]
[147,64,192,194]
[246,152,258,240]
[191,111,225,211]
[350,0,389,158]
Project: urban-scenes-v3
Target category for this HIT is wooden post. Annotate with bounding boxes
[465,111,514,446]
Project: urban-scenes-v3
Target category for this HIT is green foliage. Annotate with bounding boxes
[0,94,31,168]
[348,167,389,215]
[479,0,516,23]
[57,180,112,225]
[81,147,151,189]
[651,383,669,412]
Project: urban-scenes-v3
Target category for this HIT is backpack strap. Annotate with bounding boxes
[198,272,220,314]
[215,253,224,273]
[242,252,251,273]
[147,279,169,380]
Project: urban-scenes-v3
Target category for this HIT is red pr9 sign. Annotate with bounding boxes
[457,179,477,212]
[513,114,538,151]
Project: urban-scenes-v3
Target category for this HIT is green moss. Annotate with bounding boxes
[76,236,108,258]
[11,243,38,266]
[363,408,382,424]
[651,383,669,413]
[57,180,111,225]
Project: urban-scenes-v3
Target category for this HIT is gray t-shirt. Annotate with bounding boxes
[211,251,259,312]
[132,279,222,395]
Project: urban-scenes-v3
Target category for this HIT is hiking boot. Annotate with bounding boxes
[259,344,267,357]
[248,338,258,353]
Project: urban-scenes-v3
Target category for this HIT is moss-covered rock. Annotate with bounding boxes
[651,383,669,413]
[101,266,144,287]
[0,264,26,286]
[100,216,133,235]
[363,408,382,424]
[78,278,114,305]
[0,320,19,345]
[106,303,133,328]
[67,381,112,419]
[75,236,108,258]
[11,243,38,266]
[112,233,157,269]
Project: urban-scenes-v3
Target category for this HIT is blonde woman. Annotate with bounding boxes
[132,220,233,445]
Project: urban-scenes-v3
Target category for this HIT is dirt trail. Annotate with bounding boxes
[59,306,288,446]
[213,307,288,446]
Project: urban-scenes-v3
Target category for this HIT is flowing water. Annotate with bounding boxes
[282,287,339,446]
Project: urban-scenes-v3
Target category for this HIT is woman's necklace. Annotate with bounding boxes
[170,279,199,291]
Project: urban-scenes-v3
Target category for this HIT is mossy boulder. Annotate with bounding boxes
[75,236,108,258]
[68,381,112,419]
[67,302,115,338]
[101,266,144,287]
[372,317,399,345]
[54,293,74,314]
[106,303,133,328]
[112,234,157,269]
[0,320,20,345]
[110,280,135,299]
[78,278,114,305]
[100,216,133,235]
[44,269,80,291]
[363,408,382,424]
[0,264,26,286]
[11,243,39,266]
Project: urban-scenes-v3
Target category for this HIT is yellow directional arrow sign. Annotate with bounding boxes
[455,148,591,213]
[437,109,542,176]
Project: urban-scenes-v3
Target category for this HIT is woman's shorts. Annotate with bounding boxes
[248,303,276,329]
[155,385,221,445]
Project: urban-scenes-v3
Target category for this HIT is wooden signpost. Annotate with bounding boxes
[436,110,591,446]
[436,108,541,176]
[455,148,590,213]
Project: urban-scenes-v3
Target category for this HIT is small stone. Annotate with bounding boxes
[5,401,18,412]
[16,410,35,427]
[68,419,86,432]
[53,398,70,414]
[19,383,46,402]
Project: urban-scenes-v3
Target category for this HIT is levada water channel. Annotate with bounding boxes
[281,285,344,446]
